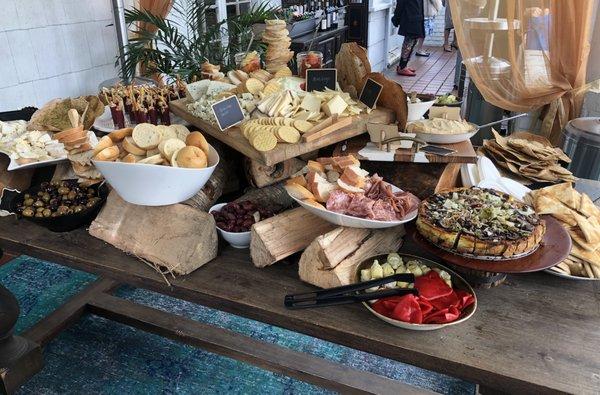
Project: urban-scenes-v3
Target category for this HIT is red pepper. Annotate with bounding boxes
[423,306,460,324]
[417,298,434,316]
[371,299,390,316]
[455,290,476,310]
[414,271,453,300]
[391,294,423,324]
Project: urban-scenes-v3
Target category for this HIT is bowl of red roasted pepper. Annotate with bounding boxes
[356,253,477,330]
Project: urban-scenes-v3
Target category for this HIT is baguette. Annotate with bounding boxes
[132,123,161,149]
[121,153,138,163]
[138,154,164,165]
[302,198,326,210]
[340,166,366,188]
[157,125,178,141]
[169,124,191,142]
[93,145,120,161]
[123,136,147,156]
[287,175,307,187]
[285,183,315,200]
[307,160,325,174]
[337,178,364,193]
[109,127,133,142]
[92,136,114,156]
[314,181,338,203]
[158,138,186,160]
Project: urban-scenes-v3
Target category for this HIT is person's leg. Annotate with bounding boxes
[415,37,430,57]
[443,4,453,51]
[397,37,418,75]
[443,29,452,51]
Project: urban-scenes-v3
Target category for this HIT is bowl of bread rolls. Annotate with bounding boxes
[92,123,219,206]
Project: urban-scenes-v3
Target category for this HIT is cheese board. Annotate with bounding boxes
[170,98,394,166]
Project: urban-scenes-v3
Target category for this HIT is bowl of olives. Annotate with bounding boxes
[12,180,108,232]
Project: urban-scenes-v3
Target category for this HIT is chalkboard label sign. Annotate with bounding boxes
[211,95,245,131]
[359,78,383,109]
[306,68,337,92]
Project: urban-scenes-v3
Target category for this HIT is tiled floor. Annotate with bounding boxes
[385,45,458,95]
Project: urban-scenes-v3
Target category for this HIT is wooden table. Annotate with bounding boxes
[1,217,599,394]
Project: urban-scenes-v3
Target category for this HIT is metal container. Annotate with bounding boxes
[464,82,504,145]
[560,117,600,180]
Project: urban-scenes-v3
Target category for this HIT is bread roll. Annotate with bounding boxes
[123,136,147,156]
[175,146,207,168]
[185,131,209,155]
[109,127,133,142]
[93,145,120,161]
[158,138,186,160]
[92,136,114,156]
[121,153,138,163]
[132,123,161,149]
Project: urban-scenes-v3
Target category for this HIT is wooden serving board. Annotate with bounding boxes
[170,99,393,166]
[333,135,477,164]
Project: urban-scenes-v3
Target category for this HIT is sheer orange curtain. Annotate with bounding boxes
[450,0,595,143]
[138,0,174,33]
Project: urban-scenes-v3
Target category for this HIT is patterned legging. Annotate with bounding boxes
[399,36,419,69]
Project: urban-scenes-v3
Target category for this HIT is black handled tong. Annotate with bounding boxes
[284,273,417,309]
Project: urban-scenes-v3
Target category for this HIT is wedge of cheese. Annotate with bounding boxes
[322,95,348,117]
[185,80,211,101]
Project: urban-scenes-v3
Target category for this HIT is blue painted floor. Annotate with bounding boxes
[1,255,475,394]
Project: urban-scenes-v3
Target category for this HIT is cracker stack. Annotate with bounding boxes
[527,182,600,279]
[262,20,294,74]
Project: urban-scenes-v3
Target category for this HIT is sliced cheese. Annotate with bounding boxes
[300,94,321,113]
[185,80,211,101]
[322,95,348,117]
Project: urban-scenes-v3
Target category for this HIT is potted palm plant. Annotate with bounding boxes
[121,0,277,83]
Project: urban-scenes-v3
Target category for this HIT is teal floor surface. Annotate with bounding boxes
[0,255,474,394]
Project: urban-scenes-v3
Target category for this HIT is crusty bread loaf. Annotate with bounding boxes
[123,136,147,156]
[340,166,366,188]
[314,181,338,203]
[286,175,307,187]
[132,123,161,149]
[302,198,326,210]
[175,146,207,168]
[337,178,364,193]
[285,183,315,200]
[109,127,133,143]
[93,145,120,161]
[186,131,209,155]
[92,136,114,156]
[158,138,186,160]
[307,160,325,174]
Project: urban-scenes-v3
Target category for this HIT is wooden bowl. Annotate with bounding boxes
[354,253,477,330]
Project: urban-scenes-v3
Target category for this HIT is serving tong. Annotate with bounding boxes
[284,273,417,309]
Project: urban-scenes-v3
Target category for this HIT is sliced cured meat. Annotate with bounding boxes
[326,189,353,213]
[346,194,375,218]
[370,200,397,221]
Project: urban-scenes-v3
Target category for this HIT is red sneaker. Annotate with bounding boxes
[396,67,416,76]
[408,67,416,72]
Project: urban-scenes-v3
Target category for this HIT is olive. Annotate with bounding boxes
[49,198,58,206]
[73,205,84,213]
[57,206,69,215]
[34,212,44,218]
[24,193,31,199]
[33,200,44,208]
[22,207,34,217]
[23,198,34,206]
[36,207,44,213]
[67,191,76,200]
[42,209,51,217]
[42,192,51,202]
[51,212,58,218]
[37,191,44,197]
[58,187,69,195]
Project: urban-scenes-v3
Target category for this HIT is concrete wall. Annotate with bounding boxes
[0,0,125,112]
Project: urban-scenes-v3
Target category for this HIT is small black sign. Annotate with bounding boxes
[306,68,337,92]
[359,78,383,109]
[211,95,245,131]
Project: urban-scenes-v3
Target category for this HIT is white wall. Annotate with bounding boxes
[0,0,122,112]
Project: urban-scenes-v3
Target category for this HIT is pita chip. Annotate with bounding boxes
[574,213,600,245]
[568,227,600,252]
[534,194,577,226]
[578,193,599,218]
[570,243,600,269]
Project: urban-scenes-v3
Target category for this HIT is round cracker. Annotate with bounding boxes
[276,126,300,143]
[251,131,277,152]
[293,120,313,133]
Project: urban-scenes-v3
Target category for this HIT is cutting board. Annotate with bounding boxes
[169,99,394,166]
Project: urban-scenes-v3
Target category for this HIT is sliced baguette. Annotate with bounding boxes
[109,127,133,142]
[92,136,114,156]
[169,124,191,142]
[158,138,186,160]
[314,181,338,203]
[121,153,138,163]
[138,154,163,165]
[123,136,147,156]
[302,198,326,210]
[307,160,325,174]
[132,123,161,149]
[286,175,307,188]
[157,125,178,141]
[285,183,315,200]
[340,166,366,188]
[93,145,120,161]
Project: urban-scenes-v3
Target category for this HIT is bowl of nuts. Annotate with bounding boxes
[209,201,277,249]
[11,180,108,232]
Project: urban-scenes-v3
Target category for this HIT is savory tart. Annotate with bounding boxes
[416,187,546,258]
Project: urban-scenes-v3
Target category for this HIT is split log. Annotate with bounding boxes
[250,207,337,268]
[234,182,295,212]
[0,156,34,192]
[89,191,217,276]
[244,157,306,188]
[298,226,405,288]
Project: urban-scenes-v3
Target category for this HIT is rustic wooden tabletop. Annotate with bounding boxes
[1,211,599,393]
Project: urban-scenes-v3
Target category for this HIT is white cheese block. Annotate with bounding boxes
[322,95,348,117]
[300,94,321,113]
[205,81,236,96]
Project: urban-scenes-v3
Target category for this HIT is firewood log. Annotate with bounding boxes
[244,157,306,188]
[298,226,405,288]
[250,207,337,267]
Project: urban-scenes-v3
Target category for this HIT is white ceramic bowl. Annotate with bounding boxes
[289,184,418,229]
[93,145,219,206]
[407,100,436,122]
[209,203,251,249]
